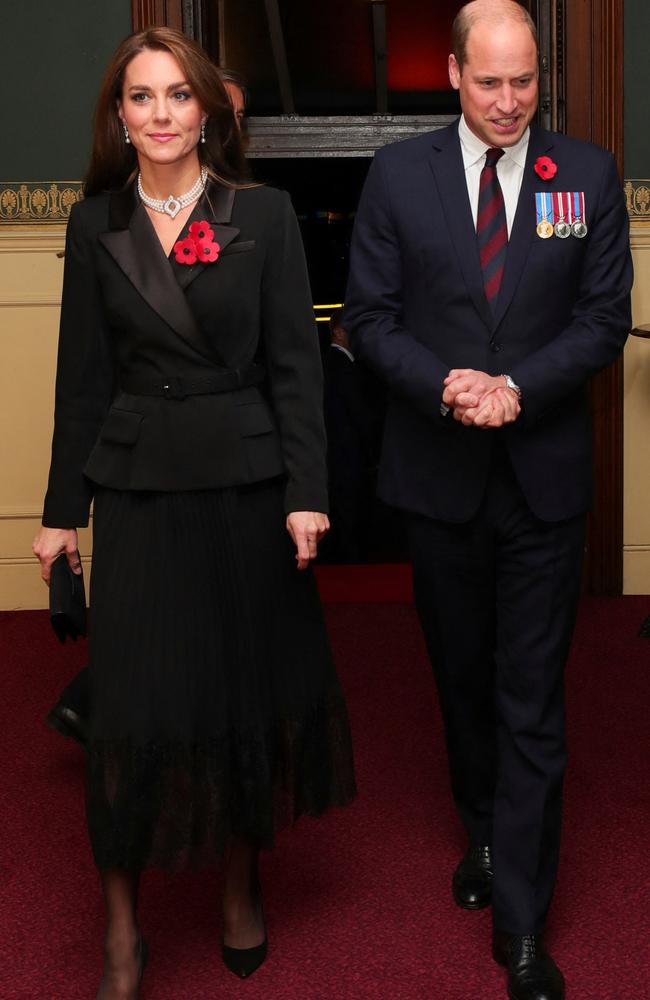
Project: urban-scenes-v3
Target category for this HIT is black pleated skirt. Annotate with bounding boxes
[86,478,356,871]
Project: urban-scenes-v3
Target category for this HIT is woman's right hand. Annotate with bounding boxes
[32,527,81,585]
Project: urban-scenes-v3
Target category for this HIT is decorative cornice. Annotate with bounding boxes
[0,182,82,224]
[625,179,650,223]
[3,173,647,227]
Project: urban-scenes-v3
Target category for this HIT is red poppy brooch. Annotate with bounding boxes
[174,221,220,265]
[534,156,558,181]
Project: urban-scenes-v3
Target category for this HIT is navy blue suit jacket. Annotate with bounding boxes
[344,121,633,523]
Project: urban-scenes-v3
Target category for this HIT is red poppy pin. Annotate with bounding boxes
[173,220,220,266]
[534,156,557,181]
[189,220,214,243]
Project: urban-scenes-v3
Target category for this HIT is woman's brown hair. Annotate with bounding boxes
[84,27,249,196]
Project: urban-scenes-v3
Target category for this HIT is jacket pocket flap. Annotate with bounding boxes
[220,240,256,256]
[100,408,143,445]
[237,402,274,437]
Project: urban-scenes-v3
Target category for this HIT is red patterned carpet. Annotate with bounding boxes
[1,593,649,999]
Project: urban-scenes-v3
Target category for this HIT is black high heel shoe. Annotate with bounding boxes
[222,935,267,979]
[222,894,267,979]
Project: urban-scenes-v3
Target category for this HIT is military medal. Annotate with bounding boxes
[570,191,588,238]
[535,192,554,239]
[553,192,571,238]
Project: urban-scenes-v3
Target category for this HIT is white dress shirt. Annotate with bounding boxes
[331,343,355,363]
[458,114,530,236]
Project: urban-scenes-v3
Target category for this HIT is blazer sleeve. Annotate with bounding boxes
[510,153,633,422]
[42,203,114,528]
[261,191,328,514]
[343,150,450,416]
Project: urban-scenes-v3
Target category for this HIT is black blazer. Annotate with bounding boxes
[42,181,327,527]
[344,122,633,523]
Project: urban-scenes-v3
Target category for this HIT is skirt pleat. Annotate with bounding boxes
[86,478,356,871]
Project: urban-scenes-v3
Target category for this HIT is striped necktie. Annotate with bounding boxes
[477,147,507,308]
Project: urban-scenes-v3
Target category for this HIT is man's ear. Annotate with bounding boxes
[448,53,461,92]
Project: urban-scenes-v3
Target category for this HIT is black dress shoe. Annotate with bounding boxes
[46,702,88,748]
[452,845,493,910]
[493,931,565,1000]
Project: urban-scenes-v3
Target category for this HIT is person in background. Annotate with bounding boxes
[321,308,384,562]
[46,65,250,749]
[219,67,247,131]
[34,27,355,996]
[344,2,632,998]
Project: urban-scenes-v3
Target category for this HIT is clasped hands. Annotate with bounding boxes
[442,369,521,428]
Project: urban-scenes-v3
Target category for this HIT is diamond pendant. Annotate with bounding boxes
[163,196,182,219]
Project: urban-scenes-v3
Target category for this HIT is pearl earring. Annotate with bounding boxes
[200,122,206,144]
[122,122,131,144]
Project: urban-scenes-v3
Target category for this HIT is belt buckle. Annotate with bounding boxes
[162,377,186,400]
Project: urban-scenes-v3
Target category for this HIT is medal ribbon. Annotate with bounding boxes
[535,192,553,227]
[571,191,586,223]
[552,191,568,223]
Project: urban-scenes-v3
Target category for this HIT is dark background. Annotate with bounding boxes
[3,1,648,184]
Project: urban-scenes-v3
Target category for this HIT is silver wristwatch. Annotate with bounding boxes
[502,374,522,400]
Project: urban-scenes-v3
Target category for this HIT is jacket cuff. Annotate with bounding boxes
[284,481,329,515]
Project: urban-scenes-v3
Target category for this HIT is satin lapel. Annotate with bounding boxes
[427,123,493,332]
[173,183,241,291]
[493,125,555,329]
[99,191,216,362]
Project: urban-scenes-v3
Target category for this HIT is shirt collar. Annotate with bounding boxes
[331,343,355,363]
[458,114,530,170]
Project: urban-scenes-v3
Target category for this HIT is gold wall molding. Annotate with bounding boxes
[625,179,650,223]
[0,506,93,521]
[0,296,62,308]
[0,229,66,251]
[0,508,52,520]
[0,182,82,224]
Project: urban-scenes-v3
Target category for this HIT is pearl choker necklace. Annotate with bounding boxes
[138,167,208,219]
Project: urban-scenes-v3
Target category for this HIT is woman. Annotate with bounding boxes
[33,27,356,999]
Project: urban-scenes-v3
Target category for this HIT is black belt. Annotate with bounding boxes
[120,364,266,400]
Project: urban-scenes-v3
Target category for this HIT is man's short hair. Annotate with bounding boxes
[451,0,538,71]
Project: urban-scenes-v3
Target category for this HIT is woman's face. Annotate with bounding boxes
[118,49,205,169]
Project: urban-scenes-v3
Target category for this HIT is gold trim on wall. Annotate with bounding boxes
[0,182,82,224]
[625,179,650,223]
[3,176,646,225]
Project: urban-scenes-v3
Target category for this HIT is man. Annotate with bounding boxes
[344,3,632,998]
[322,309,384,562]
[46,68,251,749]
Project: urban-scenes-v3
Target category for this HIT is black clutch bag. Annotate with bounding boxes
[49,553,87,643]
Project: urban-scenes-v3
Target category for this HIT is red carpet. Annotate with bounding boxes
[1,596,649,999]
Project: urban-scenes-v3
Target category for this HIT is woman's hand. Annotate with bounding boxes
[286,511,330,570]
[32,527,81,585]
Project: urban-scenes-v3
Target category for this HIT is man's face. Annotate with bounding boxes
[223,80,245,129]
[448,19,538,147]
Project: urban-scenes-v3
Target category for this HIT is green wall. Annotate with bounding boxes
[3,0,131,182]
[624,0,650,179]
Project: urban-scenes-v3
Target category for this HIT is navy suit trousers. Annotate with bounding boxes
[407,445,585,934]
